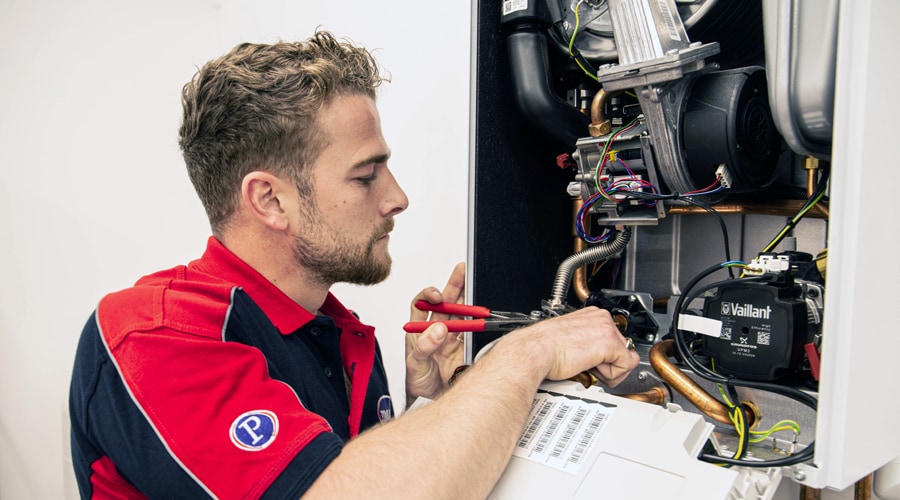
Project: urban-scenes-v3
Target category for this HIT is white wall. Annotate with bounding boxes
[0,1,471,498]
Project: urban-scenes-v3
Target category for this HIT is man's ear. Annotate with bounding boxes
[241,171,291,231]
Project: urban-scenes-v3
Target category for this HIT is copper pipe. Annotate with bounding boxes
[618,387,667,405]
[569,371,666,405]
[572,198,591,303]
[805,157,830,219]
[588,89,623,137]
[800,485,822,500]
[855,474,873,500]
[671,156,830,219]
[668,199,829,218]
[649,339,758,427]
[806,168,818,198]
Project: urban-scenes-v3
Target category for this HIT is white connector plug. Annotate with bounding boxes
[715,164,733,189]
[744,255,791,276]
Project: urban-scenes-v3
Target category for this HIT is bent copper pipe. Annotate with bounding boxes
[572,198,591,304]
[589,89,623,137]
[649,339,758,427]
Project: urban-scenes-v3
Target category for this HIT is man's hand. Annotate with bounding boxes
[405,262,467,406]
[501,306,640,388]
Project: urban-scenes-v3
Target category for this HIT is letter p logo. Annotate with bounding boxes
[230,410,278,451]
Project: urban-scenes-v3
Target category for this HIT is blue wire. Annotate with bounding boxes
[576,193,613,243]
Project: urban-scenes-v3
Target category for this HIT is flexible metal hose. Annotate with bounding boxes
[549,227,633,308]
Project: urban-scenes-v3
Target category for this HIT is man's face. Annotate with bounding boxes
[292,94,409,286]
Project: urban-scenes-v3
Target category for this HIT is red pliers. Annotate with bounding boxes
[403,300,536,333]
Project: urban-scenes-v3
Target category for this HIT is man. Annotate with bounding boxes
[69,30,639,498]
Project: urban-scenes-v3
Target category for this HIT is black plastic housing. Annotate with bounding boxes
[702,280,808,381]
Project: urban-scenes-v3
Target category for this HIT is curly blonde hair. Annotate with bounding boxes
[179,30,387,234]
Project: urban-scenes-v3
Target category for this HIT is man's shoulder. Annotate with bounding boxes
[103,264,237,305]
[97,264,241,342]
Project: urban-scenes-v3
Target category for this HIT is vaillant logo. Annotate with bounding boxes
[721,302,772,319]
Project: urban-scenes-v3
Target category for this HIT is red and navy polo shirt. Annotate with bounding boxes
[69,237,394,498]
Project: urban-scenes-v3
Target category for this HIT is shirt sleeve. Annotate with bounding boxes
[92,286,342,498]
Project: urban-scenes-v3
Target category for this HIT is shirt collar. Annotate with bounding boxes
[190,236,367,335]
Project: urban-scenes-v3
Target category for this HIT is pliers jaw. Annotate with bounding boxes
[481,311,539,332]
[403,301,539,333]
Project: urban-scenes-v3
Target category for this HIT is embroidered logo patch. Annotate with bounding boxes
[230,410,278,451]
[377,395,393,422]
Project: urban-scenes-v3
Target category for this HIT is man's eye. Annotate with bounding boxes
[356,174,377,185]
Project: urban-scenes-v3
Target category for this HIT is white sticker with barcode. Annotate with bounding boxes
[512,391,614,475]
[502,0,528,16]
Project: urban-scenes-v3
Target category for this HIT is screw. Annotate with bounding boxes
[794,469,806,481]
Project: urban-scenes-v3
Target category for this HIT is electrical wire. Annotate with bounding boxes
[608,187,735,276]
[761,164,830,253]
[700,378,816,467]
[575,115,645,244]
[590,258,608,278]
[710,361,747,460]
[747,420,801,444]
[582,116,733,265]
[568,0,600,82]
[668,262,819,467]
[681,196,734,276]
[593,116,643,194]
[671,263,754,381]
[576,193,615,243]
[730,403,748,460]
[715,365,802,454]
[685,178,723,196]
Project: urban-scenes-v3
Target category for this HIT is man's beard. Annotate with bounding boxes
[293,214,394,287]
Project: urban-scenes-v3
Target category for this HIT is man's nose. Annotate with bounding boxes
[380,168,409,217]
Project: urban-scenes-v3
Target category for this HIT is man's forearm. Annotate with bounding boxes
[306,330,547,498]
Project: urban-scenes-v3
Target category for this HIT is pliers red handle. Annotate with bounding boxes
[403,300,535,333]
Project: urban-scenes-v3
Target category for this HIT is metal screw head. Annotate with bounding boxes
[794,468,806,481]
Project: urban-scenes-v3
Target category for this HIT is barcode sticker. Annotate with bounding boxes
[513,391,614,474]
[502,0,528,16]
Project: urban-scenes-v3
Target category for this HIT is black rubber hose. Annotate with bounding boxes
[507,29,590,151]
